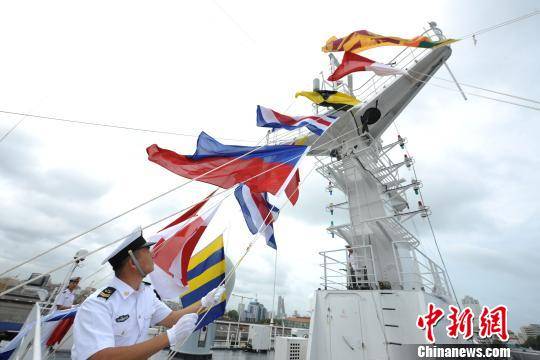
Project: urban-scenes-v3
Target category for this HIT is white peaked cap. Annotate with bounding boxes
[101,227,155,266]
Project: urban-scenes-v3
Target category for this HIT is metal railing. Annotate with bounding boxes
[392,241,451,299]
[213,320,294,349]
[319,245,378,291]
[320,241,450,300]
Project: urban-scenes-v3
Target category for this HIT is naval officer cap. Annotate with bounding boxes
[102,227,156,268]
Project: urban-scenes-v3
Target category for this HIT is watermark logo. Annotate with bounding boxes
[417,303,508,343]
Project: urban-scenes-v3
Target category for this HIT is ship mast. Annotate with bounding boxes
[301,23,463,359]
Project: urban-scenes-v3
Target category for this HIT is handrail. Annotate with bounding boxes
[320,240,450,298]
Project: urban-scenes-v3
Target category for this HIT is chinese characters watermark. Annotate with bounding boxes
[416,304,508,343]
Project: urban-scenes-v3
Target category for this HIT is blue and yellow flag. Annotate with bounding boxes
[181,234,226,330]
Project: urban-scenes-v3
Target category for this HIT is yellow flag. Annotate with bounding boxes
[323,30,458,53]
[295,90,360,109]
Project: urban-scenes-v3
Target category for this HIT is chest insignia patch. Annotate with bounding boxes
[115,314,130,322]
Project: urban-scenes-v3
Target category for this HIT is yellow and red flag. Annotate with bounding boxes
[322,30,458,53]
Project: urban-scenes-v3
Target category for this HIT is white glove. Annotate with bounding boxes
[166,313,198,346]
[201,285,226,308]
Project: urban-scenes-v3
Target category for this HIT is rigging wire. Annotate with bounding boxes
[459,9,540,40]
[0,100,353,278]
[0,109,258,144]
[270,245,278,325]
[5,5,538,323]
[408,70,540,105]
[407,73,540,111]
[165,162,320,360]
[0,122,359,290]
[0,119,24,143]
[391,120,461,308]
[0,195,226,298]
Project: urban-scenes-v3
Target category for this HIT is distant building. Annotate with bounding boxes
[519,324,540,344]
[238,303,246,321]
[292,310,299,317]
[244,299,268,322]
[461,296,482,316]
[461,295,482,333]
[276,295,286,319]
[508,330,520,345]
[75,286,97,304]
[284,316,310,329]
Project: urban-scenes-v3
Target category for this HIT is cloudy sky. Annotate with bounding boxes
[0,0,538,333]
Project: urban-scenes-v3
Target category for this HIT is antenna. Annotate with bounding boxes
[428,21,467,101]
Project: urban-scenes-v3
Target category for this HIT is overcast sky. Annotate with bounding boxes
[0,0,538,333]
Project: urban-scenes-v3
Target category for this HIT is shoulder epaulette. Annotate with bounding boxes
[97,286,116,300]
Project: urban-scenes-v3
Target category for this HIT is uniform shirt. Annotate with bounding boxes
[54,288,75,311]
[71,276,172,360]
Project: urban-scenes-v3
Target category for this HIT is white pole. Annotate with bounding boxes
[32,304,41,360]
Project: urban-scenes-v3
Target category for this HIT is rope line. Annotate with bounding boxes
[408,70,540,105]
[0,119,24,143]
[0,122,360,294]
[0,109,257,144]
[460,10,540,40]
[0,100,354,278]
[408,73,540,111]
[392,120,461,308]
[165,162,319,360]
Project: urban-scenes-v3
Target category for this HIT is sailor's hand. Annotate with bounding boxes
[166,313,198,346]
[200,285,226,308]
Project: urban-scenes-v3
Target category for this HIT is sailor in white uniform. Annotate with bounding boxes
[53,276,80,311]
[72,227,225,360]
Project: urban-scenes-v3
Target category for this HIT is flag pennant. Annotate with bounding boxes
[149,201,220,299]
[284,169,300,206]
[322,29,458,54]
[234,183,279,249]
[180,235,227,331]
[147,132,308,196]
[159,190,217,232]
[295,90,360,111]
[328,52,407,81]
[0,307,77,360]
[256,105,338,136]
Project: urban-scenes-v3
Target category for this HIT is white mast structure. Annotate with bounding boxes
[276,24,463,359]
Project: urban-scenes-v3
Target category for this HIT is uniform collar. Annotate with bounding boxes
[111,276,143,299]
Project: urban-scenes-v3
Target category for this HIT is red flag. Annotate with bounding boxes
[152,190,216,255]
[46,317,74,346]
[146,132,307,196]
[149,205,219,299]
[284,169,300,206]
[328,52,406,81]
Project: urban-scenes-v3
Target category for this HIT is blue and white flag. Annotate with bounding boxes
[234,183,280,249]
[256,105,338,136]
[0,307,77,360]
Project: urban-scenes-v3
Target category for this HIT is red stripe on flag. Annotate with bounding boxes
[328,52,375,81]
[152,216,205,277]
[179,224,208,286]
[147,145,295,195]
[159,190,216,232]
[271,110,299,126]
[46,317,74,346]
[271,110,332,127]
[251,191,273,226]
[284,169,300,206]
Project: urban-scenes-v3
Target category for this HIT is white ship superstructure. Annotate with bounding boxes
[271,24,464,360]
